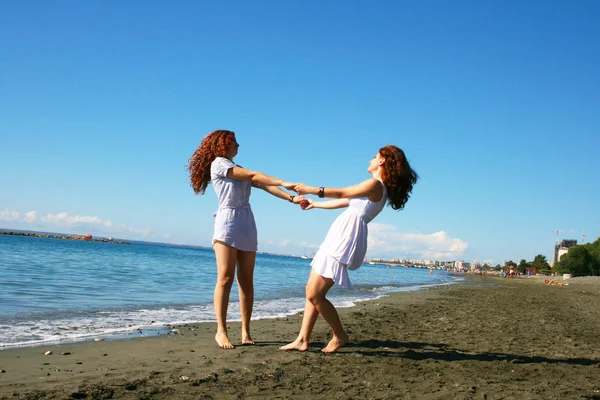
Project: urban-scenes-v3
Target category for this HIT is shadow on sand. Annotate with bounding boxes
[343,339,599,366]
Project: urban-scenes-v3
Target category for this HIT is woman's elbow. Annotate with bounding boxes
[248,171,263,183]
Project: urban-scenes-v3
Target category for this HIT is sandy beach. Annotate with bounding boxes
[1,276,599,399]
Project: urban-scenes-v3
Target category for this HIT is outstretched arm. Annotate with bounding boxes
[253,182,305,204]
[227,166,296,190]
[295,178,383,202]
[303,199,349,210]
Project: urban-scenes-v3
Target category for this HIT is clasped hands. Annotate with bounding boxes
[281,182,314,210]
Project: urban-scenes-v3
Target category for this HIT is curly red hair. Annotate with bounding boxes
[187,130,235,194]
[379,145,419,210]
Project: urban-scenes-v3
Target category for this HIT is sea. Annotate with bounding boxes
[0,234,462,348]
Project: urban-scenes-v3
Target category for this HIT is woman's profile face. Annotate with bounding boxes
[227,135,239,159]
[368,152,383,173]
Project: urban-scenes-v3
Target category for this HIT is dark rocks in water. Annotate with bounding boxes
[0,231,129,245]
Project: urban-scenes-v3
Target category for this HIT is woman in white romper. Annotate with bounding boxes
[187,130,303,349]
[281,145,418,353]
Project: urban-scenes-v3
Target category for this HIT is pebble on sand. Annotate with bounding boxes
[44,351,52,356]
[94,338,105,342]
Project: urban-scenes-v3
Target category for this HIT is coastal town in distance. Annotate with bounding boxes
[365,236,590,276]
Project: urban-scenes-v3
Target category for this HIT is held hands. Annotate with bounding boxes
[294,183,310,195]
[281,181,297,191]
[299,199,314,210]
[291,195,306,205]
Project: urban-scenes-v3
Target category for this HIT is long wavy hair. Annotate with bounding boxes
[378,145,419,210]
[187,130,235,195]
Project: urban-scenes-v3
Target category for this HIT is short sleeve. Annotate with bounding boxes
[211,157,236,179]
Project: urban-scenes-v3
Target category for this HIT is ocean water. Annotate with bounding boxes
[0,234,462,348]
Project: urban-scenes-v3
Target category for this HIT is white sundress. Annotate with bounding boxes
[311,180,387,288]
[210,157,258,252]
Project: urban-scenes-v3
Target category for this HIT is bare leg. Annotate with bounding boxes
[236,250,256,345]
[306,270,349,353]
[281,270,349,353]
[279,299,319,351]
[213,241,237,349]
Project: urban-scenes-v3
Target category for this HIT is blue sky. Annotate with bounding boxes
[1,1,599,264]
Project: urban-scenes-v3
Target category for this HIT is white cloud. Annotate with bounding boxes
[40,212,103,225]
[368,223,468,260]
[10,209,156,240]
[23,211,37,223]
[0,209,20,222]
[163,233,171,239]
[279,239,291,247]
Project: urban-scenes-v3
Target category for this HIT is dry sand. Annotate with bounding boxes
[1,276,599,399]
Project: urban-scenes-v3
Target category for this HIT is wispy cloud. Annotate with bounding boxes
[40,212,103,225]
[0,209,154,239]
[0,209,20,222]
[368,223,468,260]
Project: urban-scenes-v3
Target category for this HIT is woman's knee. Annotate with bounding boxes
[305,287,322,305]
[236,274,254,289]
[216,274,235,288]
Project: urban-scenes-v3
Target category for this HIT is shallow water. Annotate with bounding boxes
[0,234,461,347]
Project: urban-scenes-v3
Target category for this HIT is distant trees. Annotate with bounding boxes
[499,255,547,274]
[531,254,550,273]
[517,259,530,274]
[555,238,600,277]
[500,242,600,277]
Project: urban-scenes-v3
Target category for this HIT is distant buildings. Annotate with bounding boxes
[455,261,471,271]
[554,239,577,265]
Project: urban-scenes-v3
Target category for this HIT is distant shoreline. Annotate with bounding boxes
[0,230,129,245]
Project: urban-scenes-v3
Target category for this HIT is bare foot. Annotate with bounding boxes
[215,332,235,349]
[279,338,309,352]
[241,333,255,345]
[321,334,349,353]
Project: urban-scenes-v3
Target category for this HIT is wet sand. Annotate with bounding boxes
[1,276,599,399]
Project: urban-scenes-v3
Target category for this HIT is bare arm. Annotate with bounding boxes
[295,179,383,202]
[304,199,349,210]
[227,166,295,190]
[253,182,305,204]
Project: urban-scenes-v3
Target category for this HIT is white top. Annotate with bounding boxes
[316,180,387,270]
[210,157,258,251]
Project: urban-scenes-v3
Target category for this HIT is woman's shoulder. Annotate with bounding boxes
[212,157,235,167]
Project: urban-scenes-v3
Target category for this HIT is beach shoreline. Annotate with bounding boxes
[1,276,599,399]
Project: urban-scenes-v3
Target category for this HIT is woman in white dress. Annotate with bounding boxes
[187,130,303,349]
[280,145,418,353]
